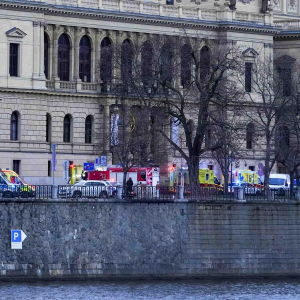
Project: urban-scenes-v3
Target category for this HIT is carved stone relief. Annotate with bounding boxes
[287,0,297,13]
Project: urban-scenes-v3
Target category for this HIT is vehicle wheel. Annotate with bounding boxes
[100,191,108,199]
[3,191,13,198]
[218,190,223,195]
[73,191,81,199]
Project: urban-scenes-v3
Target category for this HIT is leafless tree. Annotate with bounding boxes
[238,54,294,195]
[96,30,244,186]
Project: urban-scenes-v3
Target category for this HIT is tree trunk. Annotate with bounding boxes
[123,170,128,193]
[188,155,200,186]
[223,161,230,195]
[290,170,294,200]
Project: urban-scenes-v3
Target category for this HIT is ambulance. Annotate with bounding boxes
[169,167,223,191]
[229,169,264,189]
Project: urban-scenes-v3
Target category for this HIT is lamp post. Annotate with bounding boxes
[229,157,233,194]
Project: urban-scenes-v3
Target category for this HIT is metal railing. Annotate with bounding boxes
[0,184,296,202]
[0,185,53,200]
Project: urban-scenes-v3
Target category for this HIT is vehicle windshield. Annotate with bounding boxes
[269,178,285,185]
[74,181,85,186]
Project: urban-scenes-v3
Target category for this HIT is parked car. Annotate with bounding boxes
[59,180,114,199]
[228,182,263,195]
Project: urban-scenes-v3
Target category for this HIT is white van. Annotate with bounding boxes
[269,174,290,192]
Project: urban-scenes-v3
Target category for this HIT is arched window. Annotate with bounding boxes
[200,46,210,82]
[46,113,51,142]
[100,37,112,84]
[246,123,255,150]
[141,41,153,87]
[63,114,72,143]
[58,34,70,81]
[85,115,93,144]
[10,111,19,141]
[279,126,290,149]
[181,44,192,87]
[44,33,49,79]
[121,39,133,82]
[161,42,173,83]
[79,36,91,82]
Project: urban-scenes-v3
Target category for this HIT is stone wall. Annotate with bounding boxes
[0,201,300,280]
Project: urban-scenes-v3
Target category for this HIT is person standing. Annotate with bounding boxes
[126,177,133,193]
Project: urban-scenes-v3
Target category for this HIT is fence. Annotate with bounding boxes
[0,185,52,200]
[0,184,297,202]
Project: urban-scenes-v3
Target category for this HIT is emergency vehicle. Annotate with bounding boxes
[227,169,264,189]
[169,167,223,191]
[86,167,160,186]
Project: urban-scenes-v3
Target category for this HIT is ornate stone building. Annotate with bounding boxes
[0,0,298,183]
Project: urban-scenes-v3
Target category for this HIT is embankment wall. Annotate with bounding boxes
[0,201,300,279]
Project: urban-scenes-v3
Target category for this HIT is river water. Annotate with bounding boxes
[1,279,300,300]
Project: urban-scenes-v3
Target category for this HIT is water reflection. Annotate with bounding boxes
[1,278,300,300]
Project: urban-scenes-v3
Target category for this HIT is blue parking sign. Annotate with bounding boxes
[11,230,22,242]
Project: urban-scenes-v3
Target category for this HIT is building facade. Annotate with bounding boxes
[0,0,298,184]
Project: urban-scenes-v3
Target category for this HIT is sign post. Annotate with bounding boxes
[51,144,57,185]
[11,230,27,250]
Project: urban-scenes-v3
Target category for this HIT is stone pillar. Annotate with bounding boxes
[39,22,46,79]
[74,27,81,81]
[74,27,82,91]
[282,0,287,14]
[32,21,40,79]
[52,25,60,82]
[95,29,102,83]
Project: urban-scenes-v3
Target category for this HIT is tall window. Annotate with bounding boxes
[9,43,19,77]
[46,113,51,142]
[121,39,133,83]
[13,160,20,175]
[245,62,252,93]
[246,123,255,150]
[100,37,112,84]
[166,0,174,4]
[10,111,19,141]
[200,46,210,82]
[63,114,71,143]
[141,41,153,87]
[279,126,290,149]
[44,33,49,79]
[58,34,70,81]
[278,67,292,96]
[79,36,91,82]
[181,44,192,87]
[161,42,173,83]
[85,115,92,144]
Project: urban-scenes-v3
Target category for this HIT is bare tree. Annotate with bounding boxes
[238,55,293,195]
[96,30,243,186]
[210,106,245,192]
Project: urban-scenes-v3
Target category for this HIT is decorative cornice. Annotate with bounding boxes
[0,0,278,35]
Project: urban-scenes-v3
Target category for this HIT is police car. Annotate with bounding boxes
[59,180,114,198]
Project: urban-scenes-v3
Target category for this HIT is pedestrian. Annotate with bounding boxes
[126,177,133,193]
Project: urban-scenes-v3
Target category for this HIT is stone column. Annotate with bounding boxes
[52,25,60,84]
[39,22,46,79]
[74,27,81,80]
[94,29,102,83]
[32,21,40,79]
[74,27,82,90]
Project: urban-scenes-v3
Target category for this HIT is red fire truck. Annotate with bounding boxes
[86,167,160,186]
